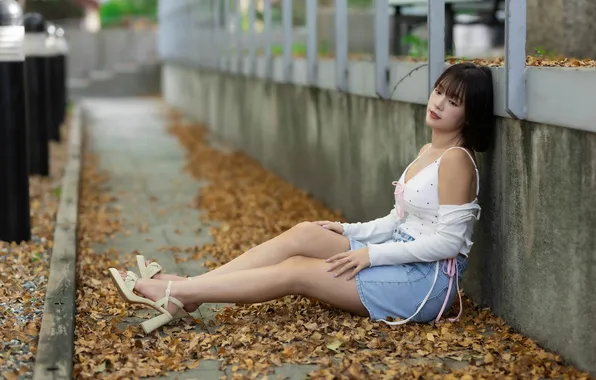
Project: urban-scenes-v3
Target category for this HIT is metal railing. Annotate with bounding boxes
[158,0,527,120]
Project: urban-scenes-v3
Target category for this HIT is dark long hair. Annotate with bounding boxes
[433,63,496,152]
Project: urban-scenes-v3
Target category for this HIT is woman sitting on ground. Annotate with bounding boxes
[110,62,495,334]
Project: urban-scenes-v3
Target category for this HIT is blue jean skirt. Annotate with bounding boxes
[353,230,467,323]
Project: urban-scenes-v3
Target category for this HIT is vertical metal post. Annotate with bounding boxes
[224,0,230,71]
[306,0,318,86]
[188,3,194,66]
[263,0,272,78]
[282,0,293,82]
[236,0,243,73]
[335,0,348,91]
[209,0,215,68]
[55,27,68,128]
[375,0,389,99]
[191,2,198,66]
[505,0,527,119]
[248,0,256,75]
[45,22,60,142]
[213,0,219,69]
[23,12,50,177]
[427,0,445,95]
[0,0,31,243]
[391,5,402,55]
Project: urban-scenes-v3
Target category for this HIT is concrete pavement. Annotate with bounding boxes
[83,98,315,380]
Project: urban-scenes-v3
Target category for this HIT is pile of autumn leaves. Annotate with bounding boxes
[0,127,69,380]
[72,111,593,379]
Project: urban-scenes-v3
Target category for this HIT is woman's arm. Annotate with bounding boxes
[339,209,400,244]
[338,143,432,244]
[367,148,479,266]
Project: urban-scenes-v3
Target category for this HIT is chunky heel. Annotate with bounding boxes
[141,313,172,334]
[136,280,190,333]
[141,307,191,334]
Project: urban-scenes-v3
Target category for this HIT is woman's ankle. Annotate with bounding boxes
[153,273,190,281]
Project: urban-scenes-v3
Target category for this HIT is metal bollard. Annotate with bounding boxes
[45,21,61,142]
[55,26,68,128]
[0,0,31,243]
[23,12,50,176]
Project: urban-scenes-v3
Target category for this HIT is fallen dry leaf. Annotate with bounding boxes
[326,340,342,354]
[0,117,71,378]
[68,106,595,380]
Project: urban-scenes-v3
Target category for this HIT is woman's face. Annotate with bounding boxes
[425,86,466,132]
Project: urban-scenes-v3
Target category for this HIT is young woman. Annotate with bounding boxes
[109,62,495,334]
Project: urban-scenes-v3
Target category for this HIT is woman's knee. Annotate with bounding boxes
[278,256,311,294]
[289,221,320,236]
[284,222,321,247]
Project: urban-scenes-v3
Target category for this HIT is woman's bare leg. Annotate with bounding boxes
[151,222,350,281]
[134,255,369,317]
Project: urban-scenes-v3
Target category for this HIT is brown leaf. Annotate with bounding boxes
[2,371,19,380]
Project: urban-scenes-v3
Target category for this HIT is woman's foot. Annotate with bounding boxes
[134,278,194,316]
[117,270,199,313]
[141,260,196,281]
[137,256,195,281]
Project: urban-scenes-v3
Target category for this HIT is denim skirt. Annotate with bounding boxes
[353,230,468,323]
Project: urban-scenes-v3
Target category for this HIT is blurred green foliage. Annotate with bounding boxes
[99,0,157,27]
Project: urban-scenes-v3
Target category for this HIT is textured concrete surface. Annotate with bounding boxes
[161,64,596,375]
[84,98,315,380]
[66,28,157,80]
[527,0,596,58]
[68,64,161,99]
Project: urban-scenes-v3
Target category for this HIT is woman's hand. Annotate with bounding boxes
[326,248,371,280]
[312,221,344,235]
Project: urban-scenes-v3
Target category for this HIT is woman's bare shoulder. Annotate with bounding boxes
[437,148,477,204]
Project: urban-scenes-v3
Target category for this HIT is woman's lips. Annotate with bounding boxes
[429,110,441,120]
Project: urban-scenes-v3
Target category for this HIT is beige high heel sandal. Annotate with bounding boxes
[136,255,194,281]
[140,281,190,334]
[108,269,192,333]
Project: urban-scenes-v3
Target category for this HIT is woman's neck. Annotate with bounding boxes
[429,129,463,150]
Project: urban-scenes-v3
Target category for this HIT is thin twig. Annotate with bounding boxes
[390,63,428,98]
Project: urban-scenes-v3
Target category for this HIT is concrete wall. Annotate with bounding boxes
[65,28,158,80]
[317,8,398,55]
[64,28,160,98]
[161,63,596,375]
[527,0,596,58]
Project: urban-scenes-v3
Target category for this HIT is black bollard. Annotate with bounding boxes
[0,0,31,243]
[23,12,49,176]
[55,26,68,128]
[45,22,61,142]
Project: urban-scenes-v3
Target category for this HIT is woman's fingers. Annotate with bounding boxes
[346,266,364,280]
[328,225,343,234]
[331,256,359,276]
[313,221,343,234]
[326,259,345,272]
[325,252,345,263]
[333,261,359,277]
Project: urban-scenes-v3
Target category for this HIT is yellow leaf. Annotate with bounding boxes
[326,340,342,353]
[426,333,435,342]
[484,352,495,364]
[94,361,106,373]
[186,361,200,369]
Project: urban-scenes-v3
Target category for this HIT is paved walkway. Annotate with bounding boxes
[84,98,314,379]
